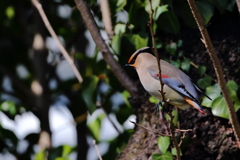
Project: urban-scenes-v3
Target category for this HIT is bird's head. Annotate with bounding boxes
[125,47,154,69]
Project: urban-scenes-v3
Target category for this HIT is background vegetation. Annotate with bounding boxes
[0,0,240,159]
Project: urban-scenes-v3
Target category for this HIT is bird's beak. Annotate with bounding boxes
[125,63,136,68]
[124,64,132,67]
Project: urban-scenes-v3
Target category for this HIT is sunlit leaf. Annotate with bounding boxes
[6,6,15,19]
[34,151,45,160]
[149,96,159,104]
[88,113,105,142]
[145,0,160,14]
[121,90,131,107]
[211,96,228,119]
[171,147,182,156]
[114,24,126,35]
[62,145,74,157]
[152,151,173,160]
[158,136,170,154]
[154,5,169,20]
[202,83,221,107]
[112,33,122,55]
[116,0,127,12]
[165,110,178,127]
[1,101,17,116]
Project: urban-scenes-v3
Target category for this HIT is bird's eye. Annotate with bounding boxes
[131,59,136,64]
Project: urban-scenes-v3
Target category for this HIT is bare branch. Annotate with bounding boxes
[187,0,240,148]
[74,0,138,96]
[100,0,114,39]
[31,0,83,83]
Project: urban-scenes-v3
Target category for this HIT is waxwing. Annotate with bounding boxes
[125,47,211,115]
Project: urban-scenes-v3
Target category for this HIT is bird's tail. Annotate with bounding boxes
[185,98,206,115]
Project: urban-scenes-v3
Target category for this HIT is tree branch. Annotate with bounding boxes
[187,0,240,148]
[74,0,138,96]
[31,0,83,83]
[99,0,114,39]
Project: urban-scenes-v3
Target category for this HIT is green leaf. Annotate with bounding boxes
[201,83,221,107]
[149,96,159,104]
[196,0,214,25]
[114,24,126,35]
[211,96,229,119]
[120,90,131,107]
[171,59,181,68]
[158,136,170,154]
[177,40,183,47]
[171,147,182,156]
[5,6,15,19]
[152,152,173,160]
[116,0,127,12]
[1,101,17,116]
[34,151,45,160]
[55,158,70,160]
[208,0,228,14]
[88,113,105,142]
[112,33,122,54]
[197,75,212,90]
[62,145,74,157]
[145,0,160,14]
[227,80,238,92]
[157,11,180,34]
[165,110,178,127]
[130,34,149,50]
[165,42,177,55]
[154,5,169,20]
[81,75,99,114]
[197,66,206,76]
[180,59,190,72]
[226,81,240,112]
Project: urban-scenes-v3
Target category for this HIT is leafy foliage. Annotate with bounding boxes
[0,0,239,159]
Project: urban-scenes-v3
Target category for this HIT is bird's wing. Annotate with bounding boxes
[192,83,212,100]
[147,68,199,103]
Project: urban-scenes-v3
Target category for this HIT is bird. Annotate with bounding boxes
[125,47,211,115]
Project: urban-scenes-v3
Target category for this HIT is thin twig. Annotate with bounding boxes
[148,0,181,159]
[93,140,103,160]
[31,0,83,83]
[187,0,240,148]
[130,121,171,137]
[175,129,192,133]
[178,132,187,147]
[101,107,121,134]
